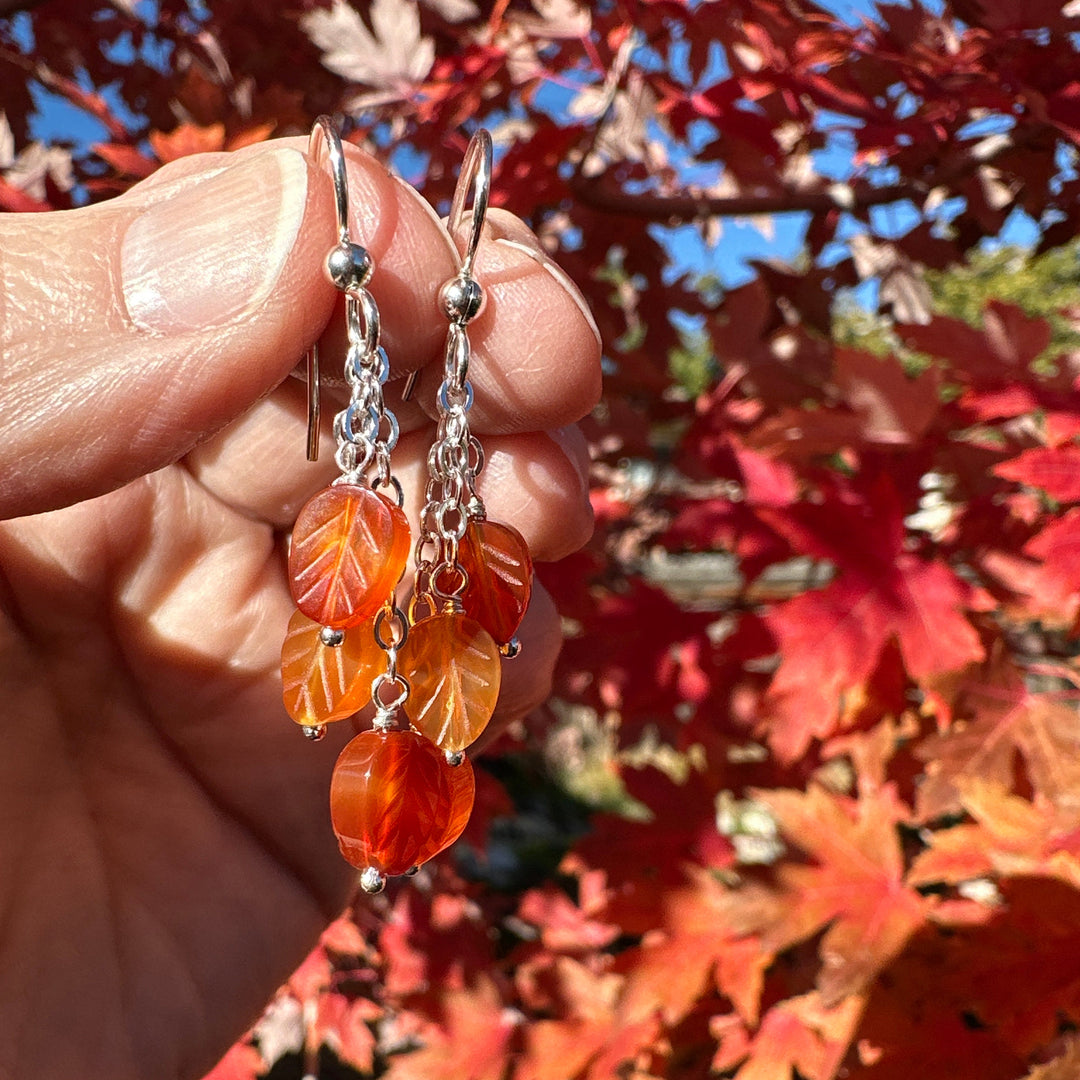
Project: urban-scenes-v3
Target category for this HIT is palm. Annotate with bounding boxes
[0,459,353,1080]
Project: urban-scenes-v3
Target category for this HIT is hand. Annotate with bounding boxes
[0,139,600,1080]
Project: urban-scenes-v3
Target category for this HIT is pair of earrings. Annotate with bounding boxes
[280,117,533,893]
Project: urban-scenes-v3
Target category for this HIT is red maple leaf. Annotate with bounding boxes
[833,347,942,447]
[313,993,382,1073]
[574,763,736,933]
[517,869,621,954]
[857,876,1080,1072]
[1023,508,1080,603]
[995,446,1080,504]
[898,302,1052,389]
[759,474,988,761]
[726,993,863,1080]
[148,121,227,161]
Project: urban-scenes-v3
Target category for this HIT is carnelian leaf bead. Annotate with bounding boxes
[458,519,533,644]
[280,611,382,728]
[330,728,475,876]
[398,612,501,753]
[288,483,410,629]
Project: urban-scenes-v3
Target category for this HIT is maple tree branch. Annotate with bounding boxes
[572,124,1047,223]
[573,177,915,220]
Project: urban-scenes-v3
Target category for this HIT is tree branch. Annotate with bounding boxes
[572,177,915,220]
[572,124,1047,223]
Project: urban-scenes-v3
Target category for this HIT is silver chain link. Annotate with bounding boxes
[331,288,400,492]
[415,311,480,604]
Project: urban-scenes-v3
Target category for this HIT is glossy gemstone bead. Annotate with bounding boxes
[280,611,382,728]
[288,484,410,629]
[398,612,501,753]
[330,728,475,876]
[458,519,533,644]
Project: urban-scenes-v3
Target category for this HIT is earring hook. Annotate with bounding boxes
[310,114,352,245]
[304,115,358,460]
[402,129,492,402]
[448,128,492,278]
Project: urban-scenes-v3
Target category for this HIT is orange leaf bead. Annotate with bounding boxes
[399,612,501,753]
[330,728,474,876]
[458,519,533,644]
[289,484,410,629]
[280,611,382,728]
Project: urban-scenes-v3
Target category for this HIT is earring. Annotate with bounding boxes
[280,117,411,739]
[282,117,475,895]
[397,129,533,761]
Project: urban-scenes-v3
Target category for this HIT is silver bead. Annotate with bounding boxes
[500,637,522,659]
[326,242,374,292]
[445,749,465,767]
[319,626,345,647]
[439,275,485,323]
[302,724,327,742]
[360,867,386,894]
[404,865,420,877]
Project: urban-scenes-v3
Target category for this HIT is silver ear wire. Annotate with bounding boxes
[305,116,364,460]
[450,128,492,282]
[402,129,492,403]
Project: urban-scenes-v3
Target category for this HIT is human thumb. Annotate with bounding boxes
[1,142,334,520]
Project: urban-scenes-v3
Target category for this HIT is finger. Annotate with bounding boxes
[404,206,603,434]
[0,140,457,520]
[480,580,561,749]
[187,401,594,561]
[473,427,594,562]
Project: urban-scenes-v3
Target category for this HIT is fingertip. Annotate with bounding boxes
[335,146,457,370]
[480,580,561,750]
[452,224,603,433]
[477,429,594,563]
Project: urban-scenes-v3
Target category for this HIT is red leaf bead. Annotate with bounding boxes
[458,519,533,644]
[288,484,410,629]
[329,728,474,876]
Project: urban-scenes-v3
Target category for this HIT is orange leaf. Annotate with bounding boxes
[227,122,276,150]
[910,780,1080,889]
[916,655,1080,820]
[149,122,226,162]
[382,975,516,1080]
[734,993,863,1080]
[519,1019,611,1080]
[288,484,411,629]
[619,867,772,1027]
[753,785,927,1005]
